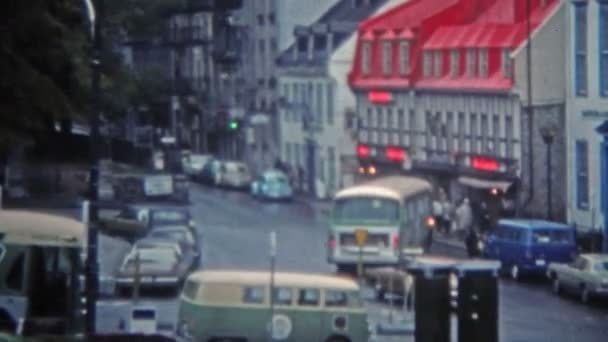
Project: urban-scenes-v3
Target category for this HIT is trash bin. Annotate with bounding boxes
[408,258,455,342]
[453,260,501,342]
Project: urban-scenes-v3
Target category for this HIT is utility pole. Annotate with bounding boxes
[85,0,103,335]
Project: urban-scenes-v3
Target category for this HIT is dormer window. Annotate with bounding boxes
[297,36,307,53]
[450,49,459,78]
[399,40,410,75]
[479,48,488,78]
[433,50,442,77]
[466,48,476,77]
[362,42,371,76]
[502,48,513,78]
[423,51,433,78]
[382,41,392,75]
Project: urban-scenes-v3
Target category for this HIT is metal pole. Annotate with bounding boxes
[269,231,276,342]
[86,0,103,335]
[547,142,552,220]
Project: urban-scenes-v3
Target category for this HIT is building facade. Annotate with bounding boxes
[276,0,402,197]
[236,0,341,173]
[565,0,608,250]
[349,0,567,220]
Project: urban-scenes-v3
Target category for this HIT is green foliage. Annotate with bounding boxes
[0,0,187,153]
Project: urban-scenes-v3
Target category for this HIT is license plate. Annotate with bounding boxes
[535,260,546,266]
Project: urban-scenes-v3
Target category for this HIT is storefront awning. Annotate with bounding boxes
[458,176,512,192]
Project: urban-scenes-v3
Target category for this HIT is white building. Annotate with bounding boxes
[565,0,608,250]
[276,0,403,197]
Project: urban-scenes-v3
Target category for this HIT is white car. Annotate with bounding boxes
[219,161,252,189]
[548,254,608,303]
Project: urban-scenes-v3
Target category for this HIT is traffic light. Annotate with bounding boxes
[229,120,239,130]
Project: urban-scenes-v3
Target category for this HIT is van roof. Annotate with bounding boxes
[0,210,85,247]
[188,270,359,290]
[335,176,431,202]
[498,219,573,230]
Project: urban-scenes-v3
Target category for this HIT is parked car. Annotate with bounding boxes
[147,225,202,270]
[115,241,187,296]
[99,205,195,242]
[218,161,252,189]
[199,158,223,185]
[250,169,294,201]
[184,154,212,179]
[547,254,608,303]
[480,219,577,280]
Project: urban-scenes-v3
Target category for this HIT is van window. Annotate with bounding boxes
[6,253,25,291]
[182,280,200,300]
[243,286,265,304]
[532,230,572,244]
[273,287,292,305]
[325,290,348,307]
[298,289,320,306]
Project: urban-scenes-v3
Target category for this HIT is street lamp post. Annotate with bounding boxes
[540,126,557,221]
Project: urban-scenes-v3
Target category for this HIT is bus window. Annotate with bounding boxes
[273,287,293,305]
[325,290,348,307]
[243,286,265,304]
[182,280,200,300]
[333,197,399,224]
[7,253,25,291]
[297,289,320,306]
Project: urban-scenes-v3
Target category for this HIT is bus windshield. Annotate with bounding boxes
[333,197,399,224]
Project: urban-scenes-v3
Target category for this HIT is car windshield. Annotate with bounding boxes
[266,173,288,184]
[150,210,188,225]
[531,229,573,244]
[594,261,608,273]
[333,197,400,224]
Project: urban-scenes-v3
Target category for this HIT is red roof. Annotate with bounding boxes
[349,0,560,92]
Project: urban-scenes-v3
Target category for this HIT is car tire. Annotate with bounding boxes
[510,264,520,281]
[552,278,561,295]
[580,285,590,304]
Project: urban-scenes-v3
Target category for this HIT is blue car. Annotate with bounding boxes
[481,219,577,280]
[250,169,294,201]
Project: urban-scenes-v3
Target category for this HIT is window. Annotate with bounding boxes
[481,114,488,152]
[377,108,384,128]
[387,109,394,130]
[273,287,293,305]
[600,4,608,96]
[399,40,410,75]
[458,112,465,151]
[327,83,334,125]
[470,113,478,153]
[574,4,588,96]
[479,48,488,78]
[466,48,476,77]
[447,112,454,151]
[383,41,392,75]
[316,83,323,126]
[362,42,371,75]
[243,286,265,303]
[182,280,200,300]
[505,116,513,157]
[328,147,336,193]
[576,139,589,209]
[325,290,348,307]
[450,49,459,78]
[258,39,265,54]
[333,197,400,223]
[423,51,433,77]
[409,109,416,146]
[367,108,373,128]
[433,50,443,77]
[315,35,327,52]
[7,253,25,291]
[492,114,500,155]
[298,36,308,53]
[502,48,513,78]
[298,288,320,306]
[270,38,278,55]
[257,14,265,26]
[268,12,276,25]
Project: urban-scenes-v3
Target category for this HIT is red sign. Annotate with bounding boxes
[471,157,499,172]
[357,144,370,158]
[368,91,393,104]
[386,146,407,162]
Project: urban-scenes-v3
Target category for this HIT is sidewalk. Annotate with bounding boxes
[433,231,467,251]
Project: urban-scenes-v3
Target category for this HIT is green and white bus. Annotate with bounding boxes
[0,210,86,336]
[177,270,371,342]
[326,176,435,271]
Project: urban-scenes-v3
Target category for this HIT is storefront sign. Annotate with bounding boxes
[368,91,393,104]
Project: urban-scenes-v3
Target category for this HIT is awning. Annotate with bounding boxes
[458,176,512,192]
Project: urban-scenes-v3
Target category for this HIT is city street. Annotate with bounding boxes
[91,183,608,341]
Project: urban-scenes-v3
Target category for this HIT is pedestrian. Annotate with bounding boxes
[455,198,473,239]
[465,228,480,258]
[479,201,491,233]
[442,200,453,235]
[432,199,443,231]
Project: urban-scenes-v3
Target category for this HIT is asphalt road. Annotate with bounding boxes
[92,183,608,341]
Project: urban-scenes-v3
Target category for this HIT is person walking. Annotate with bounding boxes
[455,198,473,240]
[465,227,481,258]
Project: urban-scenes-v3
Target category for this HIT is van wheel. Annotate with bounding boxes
[580,285,590,304]
[0,311,16,334]
[510,264,520,281]
[552,278,561,295]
